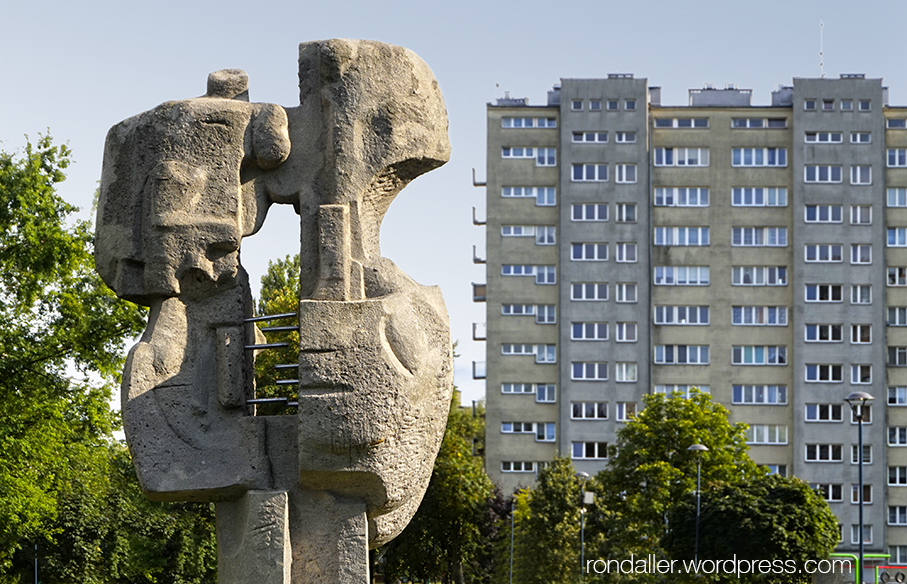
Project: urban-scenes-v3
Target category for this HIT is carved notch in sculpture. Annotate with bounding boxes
[95,40,453,584]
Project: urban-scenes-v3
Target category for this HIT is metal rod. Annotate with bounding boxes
[247,397,289,404]
[260,325,300,333]
[859,412,865,583]
[244,342,290,350]
[287,402,298,407]
[276,379,299,385]
[244,312,297,323]
[275,364,299,370]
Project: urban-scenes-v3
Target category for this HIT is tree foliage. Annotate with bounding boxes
[0,136,146,571]
[382,392,501,584]
[253,254,300,415]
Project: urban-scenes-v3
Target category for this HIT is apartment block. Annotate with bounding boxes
[477,73,907,558]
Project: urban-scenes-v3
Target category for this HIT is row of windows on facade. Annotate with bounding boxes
[501,185,907,208]
[501,114,907,130]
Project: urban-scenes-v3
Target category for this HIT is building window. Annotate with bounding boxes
[805,204,843,223]
[890,347,907,366]
[501,344,556,364]
[852,285,871,305]
[890,188,907,207]
[616,243,637,263]
[502,117,557,128]
[822,99,835,111]
[589,100,601,111]
[733,385,787,405]
[572,362,607,380]
[571,401,608,420]
[572,203,608,221]
[890,267,907,286]
[615,164,637,183]
[655,117,709,128]
[851,406,872,424]
[655,227,710,246]
[841,99,854,111]
[501,264,556,285]
[891,508,907,526]
[655,187,710,207]
[889,228,907,247]
[731,346,787,365]
[502,186,556,206]
[571,243,608,261]
[571,100,583,111]
[571,282,608,301]
[615,362,637,382]
[805,131,843,143]
[732,187,787,207]
[892,547,907,565]
[851,131,871,143]
[615,131,636,143]
[851,324,872,344]
[731,118,787,129]
[502,304,556,324]
[625,99,636,111]
[655,266,710,286]
[890,467,907,486]
[536,226,556,245]
[806,444,843,462]
[805,284,843,302]
[733,227,787,247]
[571,322,608,341]
[572,442,608,459]
[859,100,871,111]
[573,131,608,143]
[654,147,709,167]
[536,384,556,403]
[654,305,710,325]
[851,165,872,185]
[805,364,843,382]
[891,427,907,446]
[806,404,843,422]
[805,244,843,262]
[501,225,555,245]
[606,99,619,111]
[615,203,637,223]
[804,165,843,183]
[890,307,907,326]
[615,322,638,342]
[615,283,637,303]
[656,385,710,398]
[746,425,788,445]
[850,525,872,545]
[501,383,534,394]
[501,461,536,473]
[536,423,555,442]
[501,422,537,434]
[616,402,637,422]
[852,484,873,504]
[731,148,787,167]
[812,483,843,502]
[572,163,607,181]
[766,465,787,477]
[851,205,872,225]
[852,445,873,466]
[890,149,907,167]
[654,345,709,365]
[805,324,843,342]
[890,119,907,129]
[502,147,556,166]
[851,244,872,265]
[732,266,787,286]
[804,99,817,111]
[732,306,787,326]
[851,364,872,385]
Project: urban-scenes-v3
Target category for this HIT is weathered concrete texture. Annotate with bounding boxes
[97,40,453,583]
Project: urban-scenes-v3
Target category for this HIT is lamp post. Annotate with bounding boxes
[687,444,709,564]
[845,391,874,583]
[509,497,515,584]
[576,471,590,579]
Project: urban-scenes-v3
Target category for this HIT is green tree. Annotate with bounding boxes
[663,474,839,584]
[0,136,146,573]
[382,392,498,584]
[253,254,301,415]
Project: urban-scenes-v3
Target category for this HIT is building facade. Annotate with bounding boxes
[477,73,907,559]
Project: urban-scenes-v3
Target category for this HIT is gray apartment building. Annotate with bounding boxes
[475,73,907,559]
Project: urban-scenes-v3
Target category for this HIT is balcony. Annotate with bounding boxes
[472,283,486,302]
[472,361,486,379]
[472,322,486,341]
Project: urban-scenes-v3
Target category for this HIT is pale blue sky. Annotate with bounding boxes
[3,0,904,404]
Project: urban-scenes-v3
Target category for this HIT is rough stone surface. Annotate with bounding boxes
[96,40,452,583]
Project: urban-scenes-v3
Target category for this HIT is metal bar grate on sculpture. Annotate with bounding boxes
[94,39,453,584]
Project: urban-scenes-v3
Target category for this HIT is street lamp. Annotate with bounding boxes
[687,444,709,564]
[576,471,590,579]
[845,391,874,584]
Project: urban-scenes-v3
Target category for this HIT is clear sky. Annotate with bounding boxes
[2,0,904,405]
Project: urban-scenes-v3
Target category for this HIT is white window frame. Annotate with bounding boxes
[654,227,710,246]
[571,282,608,301]
[746,424,788,445]
[571,362,608,381]
[889,188,907,208]
[572,441,609,460]
[572,163,607,181]
[502,186,556,206]
[805,364,844,383]
[851,165,872,185]
[889,149,907,167]
[572,131,608,143]
[805,131,843,143]
[731,306,788,326]
[615,242,637,263]
[731,187,787,207]
[732,147,788,167]
[615,283,637,303]
[805,324,842,342]
[615,362,637,382]
[850,244,872,265]
[851,364,872,385]
[733,385,787,405]
[804,165,843,183]
[805,443,843,462]
[805,284,843,302]
[654,147,710,167]
[571,322,608,341]
[571,242,608,261]
[655,187,710,207]
[571,401,608,420]
[805,204,843,223]
[615,164,637,184]
[731,346,787,366]
[732,227,787,247]
[654,305,710,325]
[571,203,608,221]
[654,266,710,286]
[806,403,843,422]
[654,345,710,365]
[804,244,843,262]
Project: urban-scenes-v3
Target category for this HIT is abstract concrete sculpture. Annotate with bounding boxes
[95,40,453,583]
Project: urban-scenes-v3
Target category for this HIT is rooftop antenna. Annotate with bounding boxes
[819,20,826,78]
